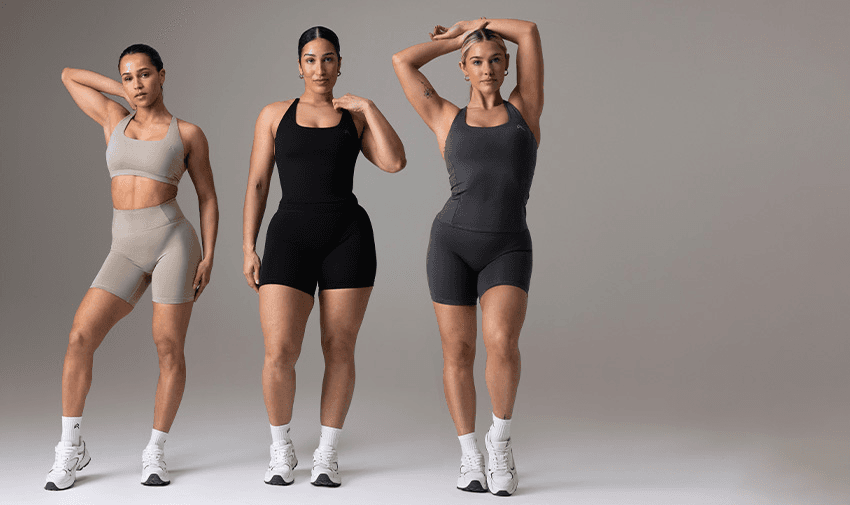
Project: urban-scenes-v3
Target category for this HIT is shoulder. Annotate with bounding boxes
[507,96,539,127]
[176,119,207,143]
[175,119,209,157]
[257,100,295,139]
[259,100,293,123]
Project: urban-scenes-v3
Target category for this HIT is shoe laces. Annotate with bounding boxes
[490,446,510,472]
[313,447,337,468]
[51,443,77,472]
[271,443,294,465]
[142,447,166,470]
[460,452,484,473]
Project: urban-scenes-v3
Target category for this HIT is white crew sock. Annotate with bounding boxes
[61,416,82,445]
[147,429,168,449]
[489,414,512,442]
[318,425,342,450]
[458,432,481,456]
[270,423,292,446]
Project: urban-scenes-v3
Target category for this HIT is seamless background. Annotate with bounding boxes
[1,1,848,504]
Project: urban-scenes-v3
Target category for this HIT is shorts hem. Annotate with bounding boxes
[151,297,195,305]
[319,283,375,292]
[478,282,530,298]
[430,296,478,306]
[90,284,137,306]
[258,281,316,297]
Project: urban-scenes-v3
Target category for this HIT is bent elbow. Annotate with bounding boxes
[392,52,411,72]
[60,67,72,83]
[390,155,407,173]
[391,52,403,68]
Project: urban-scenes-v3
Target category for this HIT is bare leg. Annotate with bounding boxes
[433,302,478,435]
[316,287,372,428]
[260,285,315,426]
[62,288,134,416]
[480,286,528,420]
[150,301,194,432]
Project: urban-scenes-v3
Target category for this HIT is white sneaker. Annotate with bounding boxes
[310,447,340,487]
[45,440,91,490]
[485,431,518,496]
[141,446,170,486]
[264,441,298,485]
[457,452,487,492]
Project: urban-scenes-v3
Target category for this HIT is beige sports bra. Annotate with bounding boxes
[106,112,185,186]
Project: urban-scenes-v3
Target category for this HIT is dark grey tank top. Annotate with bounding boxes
[436,101,537,232]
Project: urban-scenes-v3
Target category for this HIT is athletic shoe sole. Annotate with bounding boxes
[44,452,91,491]
[458,480,487,493]
[265,474,294,486]
[141,474,170,486]
[311,473,341,487]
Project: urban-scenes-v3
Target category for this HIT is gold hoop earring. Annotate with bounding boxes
[464,75,470,81]
[504,69,509,76]
[299,74,304,79]
[337,71,341,76]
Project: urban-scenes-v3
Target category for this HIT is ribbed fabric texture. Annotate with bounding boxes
[61,416,82,445]
[270,424,292,445]
[490,414,512,442]
[147,429,168,449]
[318,425,342,449]
[458,432,481,456]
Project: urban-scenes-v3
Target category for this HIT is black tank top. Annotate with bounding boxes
[274,97,362,205]
[437,101,537,232]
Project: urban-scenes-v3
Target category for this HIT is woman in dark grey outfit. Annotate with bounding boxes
[393,17,543,496]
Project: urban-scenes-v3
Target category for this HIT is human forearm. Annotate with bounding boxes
[198,195,219,262]
[472,18,537,44]
[393,38,461,71]
[61,68,124,96]
[362,101,406,172]
[242,182,269,253]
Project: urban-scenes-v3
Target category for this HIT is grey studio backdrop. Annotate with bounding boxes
[1,1,848,504]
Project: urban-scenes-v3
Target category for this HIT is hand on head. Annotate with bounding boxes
[430,18,489,41]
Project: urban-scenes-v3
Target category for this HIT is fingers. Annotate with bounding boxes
[193,271,208,301]
[244,267,258,293]
[244,270,259,293]
[244,256,260,293]
[431,25,448,40]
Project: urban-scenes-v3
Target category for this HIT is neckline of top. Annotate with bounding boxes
[121,112,175,142]
[292,97,345,129]
[463,102,511,129]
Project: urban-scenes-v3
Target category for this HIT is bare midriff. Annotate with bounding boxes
[111,175,178,210]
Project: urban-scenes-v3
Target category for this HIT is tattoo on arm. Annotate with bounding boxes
[419,79,434,99]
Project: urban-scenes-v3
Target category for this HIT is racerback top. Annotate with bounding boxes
[437,101,537,232]
[106,112,186,187]
[274,98,362,205]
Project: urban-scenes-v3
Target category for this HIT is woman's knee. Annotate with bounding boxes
[320,333,356,361]
[67,326,98,356]
[155,339,186,371]
[265,340,302,368]
[443,339,476,368]
[483,330,520,360]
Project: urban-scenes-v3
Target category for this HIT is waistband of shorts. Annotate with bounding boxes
[432,216,529,235]
[276,195,359,213]
[112,198,185,234]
